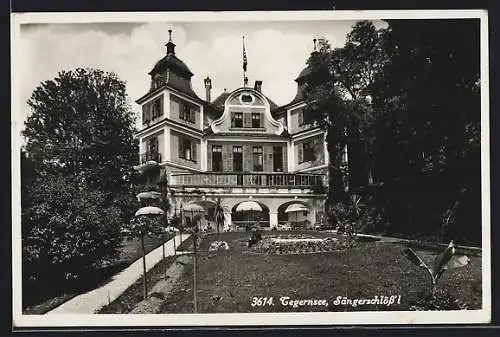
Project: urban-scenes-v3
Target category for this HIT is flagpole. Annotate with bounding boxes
[242,35,248,87]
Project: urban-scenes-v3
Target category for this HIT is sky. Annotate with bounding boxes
[19,19,387,124]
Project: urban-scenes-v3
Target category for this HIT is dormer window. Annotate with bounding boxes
[251,113,261,128]
[231,112,243,128]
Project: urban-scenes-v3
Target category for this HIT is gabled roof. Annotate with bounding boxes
[211,91,279,112]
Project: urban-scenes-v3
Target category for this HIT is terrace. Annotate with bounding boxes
[169,172,326,190]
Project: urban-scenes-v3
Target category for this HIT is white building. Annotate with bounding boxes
[135,31,329,230]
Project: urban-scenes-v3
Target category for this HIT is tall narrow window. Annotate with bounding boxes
[148,137,158,154]
[253,146,263,171]
[212,145,223,172]
[299,141,315,163]
[231,112,243,128]
[233,146,243,172]
[142,137,159,163]
[151,97,163,119]
[179,137,196,162]
[179,102,195,123]
[273,146,283,172]
[142,105,151,125]
[252,113,261,128]
[298,110,305,126]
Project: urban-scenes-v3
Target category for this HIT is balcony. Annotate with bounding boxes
[169,172,326,190]
[140,151,162,164]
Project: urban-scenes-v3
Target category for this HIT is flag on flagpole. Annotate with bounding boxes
[243,36,248,72]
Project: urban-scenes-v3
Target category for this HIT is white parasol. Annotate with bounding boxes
[135,206,164,217]
[284,203,309,225]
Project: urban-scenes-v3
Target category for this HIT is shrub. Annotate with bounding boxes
[22,174,123,289]
[208,241,230,252]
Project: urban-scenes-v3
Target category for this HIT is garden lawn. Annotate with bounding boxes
[23,234,172,314]
[159,231,482,313]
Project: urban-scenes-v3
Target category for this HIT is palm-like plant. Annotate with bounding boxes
[213,197,226,234]
[403,240,470,295]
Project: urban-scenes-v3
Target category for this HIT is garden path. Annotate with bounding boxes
[46,234,191,314]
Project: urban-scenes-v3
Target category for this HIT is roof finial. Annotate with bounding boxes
[166,29,176,55]
[313,38,317,52]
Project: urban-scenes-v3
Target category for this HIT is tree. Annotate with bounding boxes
[303,21,388,193]
[370,19,481,242]
[302,19,481,243]
[22,68,139,292]
[23,68,138,198]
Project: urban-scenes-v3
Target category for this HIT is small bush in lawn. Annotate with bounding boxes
[247,228,262,248]
[208,241,229,252]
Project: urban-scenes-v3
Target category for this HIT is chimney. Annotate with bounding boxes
[204,76,212,102]
[254,80,262,92]
[165,29,176,55]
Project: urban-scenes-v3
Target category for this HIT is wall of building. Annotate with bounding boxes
[206,140,288,172]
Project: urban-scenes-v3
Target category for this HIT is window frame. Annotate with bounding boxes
[299,141,315,164]
[252,146,264,172]
[231,112,244,128]
[251,112,261,128]
[297,109,305,126]
[179,102,196,124]
[212,145,223,171]
[179,137,197,163]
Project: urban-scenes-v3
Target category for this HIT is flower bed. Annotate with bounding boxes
[250,234,356,255]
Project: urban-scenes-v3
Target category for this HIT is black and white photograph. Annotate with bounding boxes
[11,10,490,327]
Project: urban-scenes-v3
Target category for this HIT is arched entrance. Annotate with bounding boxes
[181,200,218,232]
[231,201,270,230]
[277,201,311,229]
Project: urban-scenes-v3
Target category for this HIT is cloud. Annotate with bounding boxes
[18,20,365,129]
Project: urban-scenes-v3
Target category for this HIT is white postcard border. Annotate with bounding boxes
[11,9,491,327]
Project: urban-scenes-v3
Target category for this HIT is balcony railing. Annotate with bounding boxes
[140,151,162,164]
[170,172,326,189]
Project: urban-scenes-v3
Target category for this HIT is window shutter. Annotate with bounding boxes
[298,110,303,126]
[192,141,197,162]
[260,112,264,128]
[243,112,251,128]
[178,138,183,159]
[190,108,195,123]
[159,96,164,116]
[298,142,304,163]
[142,105,147,124]
[152,102,157,119]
